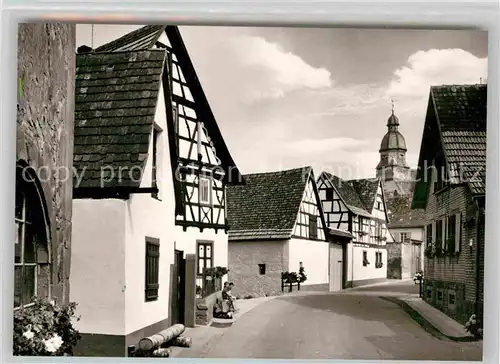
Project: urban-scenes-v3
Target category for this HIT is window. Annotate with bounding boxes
[400,232,408,242]
[197,241,213,276]
[426,223,433,247]
[145,238,160,302]
[362,251,369,266]
[258,264,266,275]
[326,188,334,200]
[436,219,443,247]
[426,286,432,300]
[358,217,363,234]
[309,215,318,239]
[448,292,456,306]
[375,252,383,268]
[446,214,456,253]
[199,177,212,205]
[376,201,382,210]
[151,126,161,199]
[15,165,50,309]
[437,289,443,302]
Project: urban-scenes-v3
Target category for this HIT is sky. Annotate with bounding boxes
[76,24,488,179]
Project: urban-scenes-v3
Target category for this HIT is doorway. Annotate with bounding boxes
[171,249,186,325]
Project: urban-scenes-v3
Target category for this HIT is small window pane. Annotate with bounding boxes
[206,258,212,268]
[206,245,211,257]
[15,191,24,220]
[15,223,22,263]
[14,266,22,307]
[22,265,36,305]
[198,245,205,258]
[24,224,36,264]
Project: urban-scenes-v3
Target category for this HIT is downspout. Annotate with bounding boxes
[473,197,482,317]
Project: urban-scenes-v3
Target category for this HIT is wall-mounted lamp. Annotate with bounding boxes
[469,238,474,248]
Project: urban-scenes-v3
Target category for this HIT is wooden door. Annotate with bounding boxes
[171,250,186,325]
[329,243,343,292]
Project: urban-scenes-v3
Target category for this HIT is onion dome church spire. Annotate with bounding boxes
[376,101,412,197]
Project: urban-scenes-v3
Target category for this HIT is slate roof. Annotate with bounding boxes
[94,25,164,53]
[74,50,166,188]
[433,84,487,195]
[321,172,379,217]
[386,195,426,228]
[227,167,313,241]
[350,178,380,212]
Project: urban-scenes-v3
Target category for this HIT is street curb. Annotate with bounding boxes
[380,296,480,343]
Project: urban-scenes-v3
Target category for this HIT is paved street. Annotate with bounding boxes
[179,281,482,360]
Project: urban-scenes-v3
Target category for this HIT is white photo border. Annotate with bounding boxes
[1,1,498,363]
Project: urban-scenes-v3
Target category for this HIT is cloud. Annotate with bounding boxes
[386,48,488,100]
[218,35,333,102]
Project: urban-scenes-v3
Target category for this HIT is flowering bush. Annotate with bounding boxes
[464,314,483,339]
[204,266,229,279]
[13,298,81,356]
[281,271,300,283]
[413,271,424,283]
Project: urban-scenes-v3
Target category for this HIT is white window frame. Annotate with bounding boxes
[199,176,212,206]
[14,191,38,310]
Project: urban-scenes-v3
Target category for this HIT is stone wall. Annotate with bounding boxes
[228,240,288,298]
[16,23,76,305]
[386,242,402,279]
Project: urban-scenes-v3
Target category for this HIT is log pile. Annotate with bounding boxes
[128,324,193,357]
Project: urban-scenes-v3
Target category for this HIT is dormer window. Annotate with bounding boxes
[199,177,212,205]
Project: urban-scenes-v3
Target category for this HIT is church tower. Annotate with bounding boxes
[376,102,413,197]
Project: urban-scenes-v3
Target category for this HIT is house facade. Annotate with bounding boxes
[385,196,426,279]
[318,174,393,287]
[226,167,350,298]
[412,84,486,324]
[70,26,243,356]
[15,23,76,309]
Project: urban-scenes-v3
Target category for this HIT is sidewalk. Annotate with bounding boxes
[383,295,480,343]
[169,295,275,358]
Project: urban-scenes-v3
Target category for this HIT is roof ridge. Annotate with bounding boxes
[242,166,311,178]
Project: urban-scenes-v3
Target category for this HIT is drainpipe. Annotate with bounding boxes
[473,198,482,317]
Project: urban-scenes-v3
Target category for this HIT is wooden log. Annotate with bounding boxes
[171,336,192,348]
[152,348,172,357]
[138,324,185,351]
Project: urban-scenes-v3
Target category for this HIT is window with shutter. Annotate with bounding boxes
[199,177,212,205]
[309,215,318,239]
[426,223,433,247]
[197,241,214,276]
[454,212,462,253]
[145,238,160,302]
[441,218,447,249]
[435,220,442,247]
[447,215,456,254]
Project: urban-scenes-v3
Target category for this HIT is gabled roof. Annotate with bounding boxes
[227,166,319,241]
[386,195,426,228]
[74,25,244,192]
[320,172,380,217]
[413,84,487,208]
[350,178,380,212]
[94,25,164,53]
[74,50,166,188]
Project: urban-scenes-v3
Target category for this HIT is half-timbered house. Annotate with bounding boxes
[70,25,243,356]
[412,84,486,324]
[226,167,351,298]
[317,173,393,287]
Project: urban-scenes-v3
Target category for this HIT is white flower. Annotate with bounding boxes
[43,334,63,353]
[22,330,34,340]
[49,300,55,306]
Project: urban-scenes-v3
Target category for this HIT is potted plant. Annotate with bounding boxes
[298,263,307,283]
[13,298,81,356]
